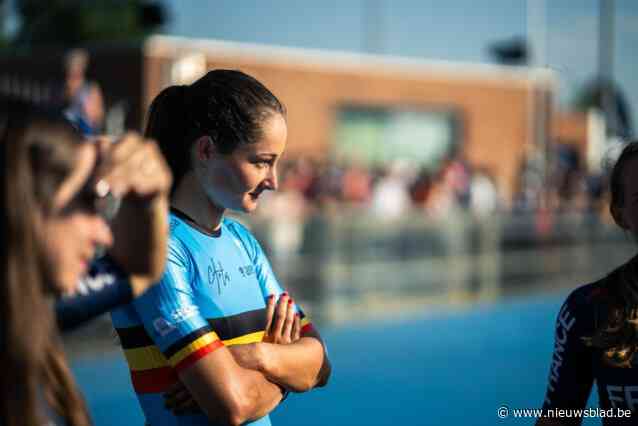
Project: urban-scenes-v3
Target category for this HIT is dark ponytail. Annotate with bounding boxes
[145,85,194,195]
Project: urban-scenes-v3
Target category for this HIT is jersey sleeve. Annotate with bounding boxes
[130,239,224,373]
[55,256,132,332]
[541,286,596,419]
[230,219,314,334]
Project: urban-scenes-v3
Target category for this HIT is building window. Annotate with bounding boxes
[334,106,462,168]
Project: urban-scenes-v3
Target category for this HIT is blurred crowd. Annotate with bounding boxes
[257,145,614,222]
[257,155,500,222]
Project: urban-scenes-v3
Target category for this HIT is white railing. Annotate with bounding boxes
[247,210,634,324]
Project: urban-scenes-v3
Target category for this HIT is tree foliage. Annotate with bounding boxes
[11,0,167,47]
[573,78,633,139]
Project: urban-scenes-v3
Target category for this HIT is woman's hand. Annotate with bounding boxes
[95,133,172,296]
[94,132,172,202]
[262,293,302,345]
[227,293,303,372]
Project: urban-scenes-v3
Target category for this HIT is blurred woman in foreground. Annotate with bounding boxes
[0,100,171,426]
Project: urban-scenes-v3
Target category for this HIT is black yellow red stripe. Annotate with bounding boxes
[126,332,223,393]
[115,306,314,394]
[173,340,224,373]
[115,308,269,351]
[301,317,314,334]
[206,308,267,340]
[164,326,215,359]
[116,324,154,349]
[167,331,223,370]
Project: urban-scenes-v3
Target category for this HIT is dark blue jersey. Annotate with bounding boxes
[541,270,638,425]
[55,256,131,332]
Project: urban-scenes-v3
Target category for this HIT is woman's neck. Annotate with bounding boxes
[171,172,225,232]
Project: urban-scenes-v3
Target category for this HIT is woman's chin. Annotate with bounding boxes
[240,197,260,213]
[242,203,258,213]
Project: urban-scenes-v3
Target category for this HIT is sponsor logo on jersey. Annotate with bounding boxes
[545,304,576,405]
[208,260,231,294]
[607,385,638,411]
[238,264,255,277]
[75,271,117,296]
[171,305,199,323]
[153,317,176,337]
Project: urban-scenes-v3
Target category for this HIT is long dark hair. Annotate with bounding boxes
[586,140,638,367]
[0,100,91,426]
[145,69,286,193]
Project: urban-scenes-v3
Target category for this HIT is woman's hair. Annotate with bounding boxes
[0,99,91,426]
[145,69,286,193]
[609,141,638,219]
[586,140,638,367]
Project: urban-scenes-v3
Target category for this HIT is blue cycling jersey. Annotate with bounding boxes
[111,210,311,426]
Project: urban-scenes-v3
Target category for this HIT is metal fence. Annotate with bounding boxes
[248,210,634,324]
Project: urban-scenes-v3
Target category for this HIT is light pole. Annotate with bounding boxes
[599,0,617,138]
[527,0,550,210]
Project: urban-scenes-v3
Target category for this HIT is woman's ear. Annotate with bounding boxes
[611,204,628,229]
[194,136,216,163]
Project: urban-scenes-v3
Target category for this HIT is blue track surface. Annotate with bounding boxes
[72,292,600,425]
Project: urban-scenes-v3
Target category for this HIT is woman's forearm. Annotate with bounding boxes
[177,347,284,425]
[257,337,330,392]
[110,195,169,294]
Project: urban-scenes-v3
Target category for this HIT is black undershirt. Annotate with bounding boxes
[169,206,222,238]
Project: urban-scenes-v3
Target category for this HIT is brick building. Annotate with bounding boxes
[0,35,591,201]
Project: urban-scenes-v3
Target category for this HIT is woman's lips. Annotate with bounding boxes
[79,257,90,274]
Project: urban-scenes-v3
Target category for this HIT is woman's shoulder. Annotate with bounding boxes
[223,217,262,258]
[223,217,256,241]
[564,279,610,309]
[559,272,619,333]
[564,272,616,308]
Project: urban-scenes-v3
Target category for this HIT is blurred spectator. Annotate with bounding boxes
[258,163,308,258]
[409,167,433,209]
[60,49,104,135]
[370,160,412,219]
[341,161,373,205]
[441,154,472,209]
[470,167,499,218]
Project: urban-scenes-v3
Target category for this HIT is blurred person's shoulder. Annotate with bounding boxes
[559,270,620,335]
[564,279,612,309]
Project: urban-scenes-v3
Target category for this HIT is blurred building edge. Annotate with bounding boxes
[0,35,595,205]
